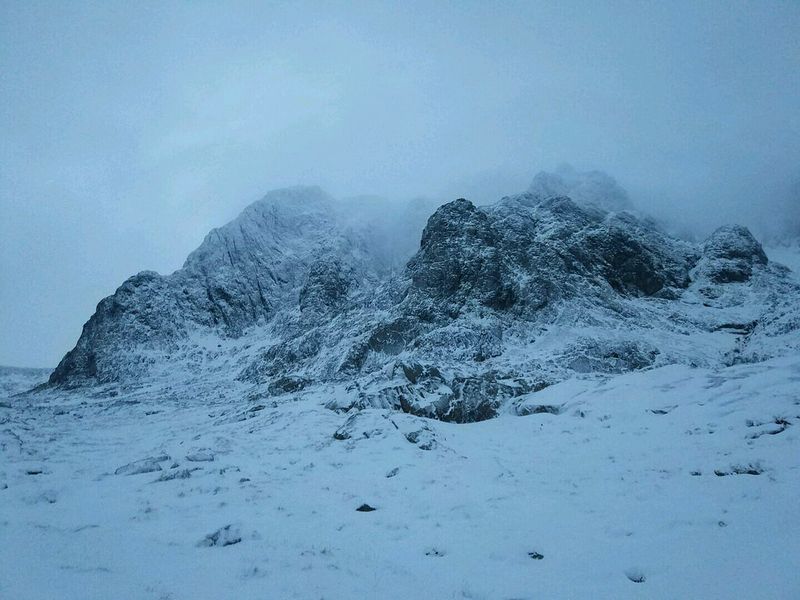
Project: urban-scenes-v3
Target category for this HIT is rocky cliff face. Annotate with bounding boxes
[49,174,800,422]
[50,186,377,384]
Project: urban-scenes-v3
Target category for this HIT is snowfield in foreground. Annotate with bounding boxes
[2,357,799,599]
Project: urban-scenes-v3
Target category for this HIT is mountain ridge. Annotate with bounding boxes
[46,171,800,422]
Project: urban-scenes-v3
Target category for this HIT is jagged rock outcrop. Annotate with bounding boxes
[398,193,694,327]
[406,198,515,315]
[695,225,768,283]
[48,172,800,422]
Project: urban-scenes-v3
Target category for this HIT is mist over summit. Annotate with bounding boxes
[527,165,632,213]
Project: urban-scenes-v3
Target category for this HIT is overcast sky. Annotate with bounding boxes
[1,1,799,367]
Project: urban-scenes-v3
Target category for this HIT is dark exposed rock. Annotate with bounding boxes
[299,258,352,314]
[399,361,424,384]
[356,503,376,512]
[704,225,768,264]
[367,318,421,354]
[516,404,561,417]
[406,199,516,314]
[565,339,659,374]
[582,224,689,296]
[714,463,765,476]
[240,331,323,383]
[625,569,646,583]
[267,375,310,396]
[154,468,193,482]
[403,427,437,450]
[438,375,526,423]
[198,524,242,547]
[337,341,371,376]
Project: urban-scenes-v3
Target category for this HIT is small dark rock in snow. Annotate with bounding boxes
[333,429,351,441]
[733,464,764,475]
[404,428,437,449]
[714,463,764,476]
[386,467,400,478]
[625,568,646,583]
[405,431,422,444]
[528,551,544,560]
[154,468,192,482]
[26,469,44,476]
[356,503,376,512]
[198,524,242,547]
[425,548,445,557]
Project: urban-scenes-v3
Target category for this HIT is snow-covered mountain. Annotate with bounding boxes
[4,171,800,599]
[46,174,800,423]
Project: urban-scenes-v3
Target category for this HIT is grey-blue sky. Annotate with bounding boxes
[1,1,799,367]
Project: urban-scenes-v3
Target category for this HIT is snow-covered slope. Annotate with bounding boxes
[2,357,798,598]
